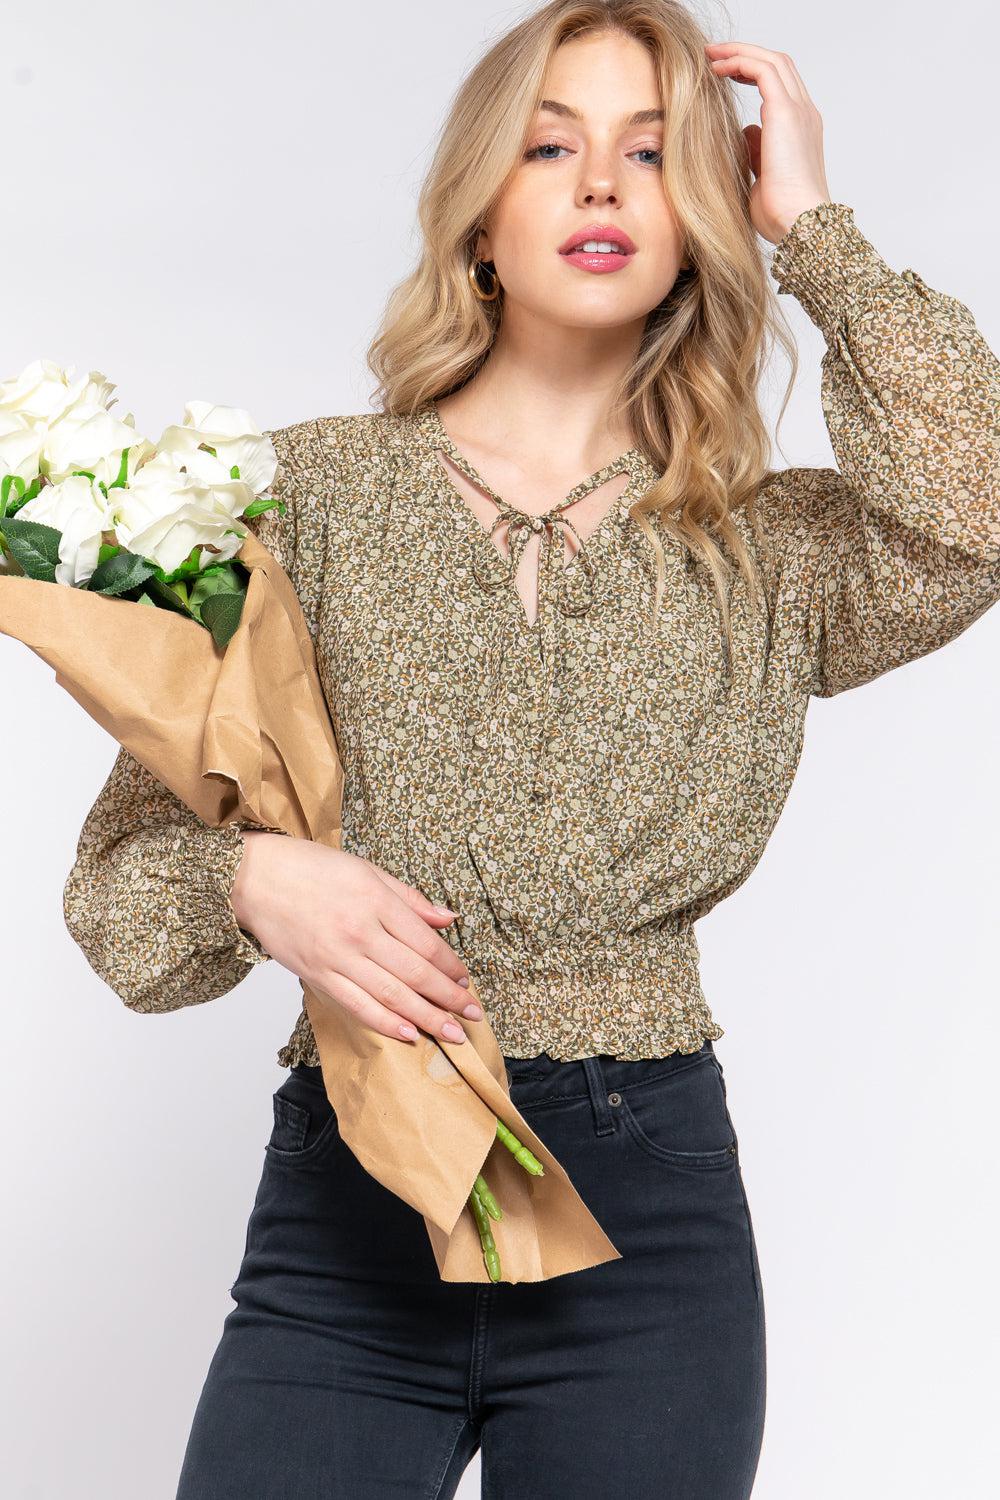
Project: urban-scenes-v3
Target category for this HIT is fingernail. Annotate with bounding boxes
[462,1003,483,1020]
[458,976,470,988]
[399,1023,418,1040]
[434,904,458,916]
[442,1021,465,1042]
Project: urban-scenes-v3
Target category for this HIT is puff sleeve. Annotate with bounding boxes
[749,201,1000,698]
[62,415,332,1013]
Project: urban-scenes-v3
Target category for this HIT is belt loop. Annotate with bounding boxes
[581,1056,616,1137]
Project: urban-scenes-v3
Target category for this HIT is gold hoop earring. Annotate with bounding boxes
[468,258,500,302]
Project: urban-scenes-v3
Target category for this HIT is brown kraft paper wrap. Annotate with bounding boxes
[0,529,622,1283]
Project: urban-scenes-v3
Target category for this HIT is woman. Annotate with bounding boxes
[62,3,999,1497]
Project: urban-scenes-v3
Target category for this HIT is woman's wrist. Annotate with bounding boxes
[230,829,278,933]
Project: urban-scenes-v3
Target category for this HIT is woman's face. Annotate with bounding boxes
[476,30,686,333]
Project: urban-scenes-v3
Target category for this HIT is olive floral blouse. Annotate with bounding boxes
[62,202,1000,1066]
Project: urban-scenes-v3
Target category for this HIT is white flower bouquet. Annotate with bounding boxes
[0,358,283,648]
[0,357,622,1285]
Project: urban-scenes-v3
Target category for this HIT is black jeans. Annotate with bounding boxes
[176,1040,766,1498]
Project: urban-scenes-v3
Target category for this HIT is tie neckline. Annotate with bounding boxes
[419,399,646,623]
[422,399,643,523]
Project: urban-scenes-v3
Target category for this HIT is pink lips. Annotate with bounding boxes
[558,223,637,255]
[558,223,636,274]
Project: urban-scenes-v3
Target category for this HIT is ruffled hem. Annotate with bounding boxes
[275,1011,725,1070]
[276,1008,322,1069]
[490,1010,725,1064]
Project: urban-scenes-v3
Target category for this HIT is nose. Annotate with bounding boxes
[577,165,621,208]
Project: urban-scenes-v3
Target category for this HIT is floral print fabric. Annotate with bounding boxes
[62,202,1000,1065]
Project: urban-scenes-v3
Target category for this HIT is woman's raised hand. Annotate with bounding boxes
[704,39,833,244]
[230,832,482,1045]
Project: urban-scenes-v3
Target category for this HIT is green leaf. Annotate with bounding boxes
[143,574,195,616]
[200,588,244,648]
[187,563,242,613]
[165,544,205,581]
[242,495,286,521]
[108,447,130,490]
[87,547,156,597]
[1,472,26,517]
[0,516,62,581]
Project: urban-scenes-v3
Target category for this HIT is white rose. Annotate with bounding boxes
[0,358,117,432]
[156,400,278,496]
[0,412,46,498]
[16,472,114,587]
[43,405,156,486]
[113,450,255,575]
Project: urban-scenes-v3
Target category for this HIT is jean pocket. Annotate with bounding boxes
[614,1053,738,1171]
[265,1069,341,1167]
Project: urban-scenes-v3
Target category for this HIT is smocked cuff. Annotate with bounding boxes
[210,822,276,965]
[769,201,896,340]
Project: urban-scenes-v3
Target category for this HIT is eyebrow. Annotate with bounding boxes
[535,98,664,127]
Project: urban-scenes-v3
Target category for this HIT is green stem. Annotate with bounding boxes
[474,1173,502,1220]
[466,1116,546,1281]
[469,1182,502,1282]
[496,1118,544,1175]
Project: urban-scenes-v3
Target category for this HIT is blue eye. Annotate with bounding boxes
[523,142,663,167]
[524,142,569,160]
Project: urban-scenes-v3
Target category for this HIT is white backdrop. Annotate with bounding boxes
[2,2,997,1496]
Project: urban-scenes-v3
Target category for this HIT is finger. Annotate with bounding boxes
[369,864,462,924]
[365,923,481,1018]
[312,968,429,1045]
[345,954,476,1044]
[704,42,805,104]
[704,41,806,103]
[708,54,796,115]
[778,52,812,100]
[368,874,471,986]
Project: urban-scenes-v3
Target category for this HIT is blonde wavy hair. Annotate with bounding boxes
[367,0,799,660]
